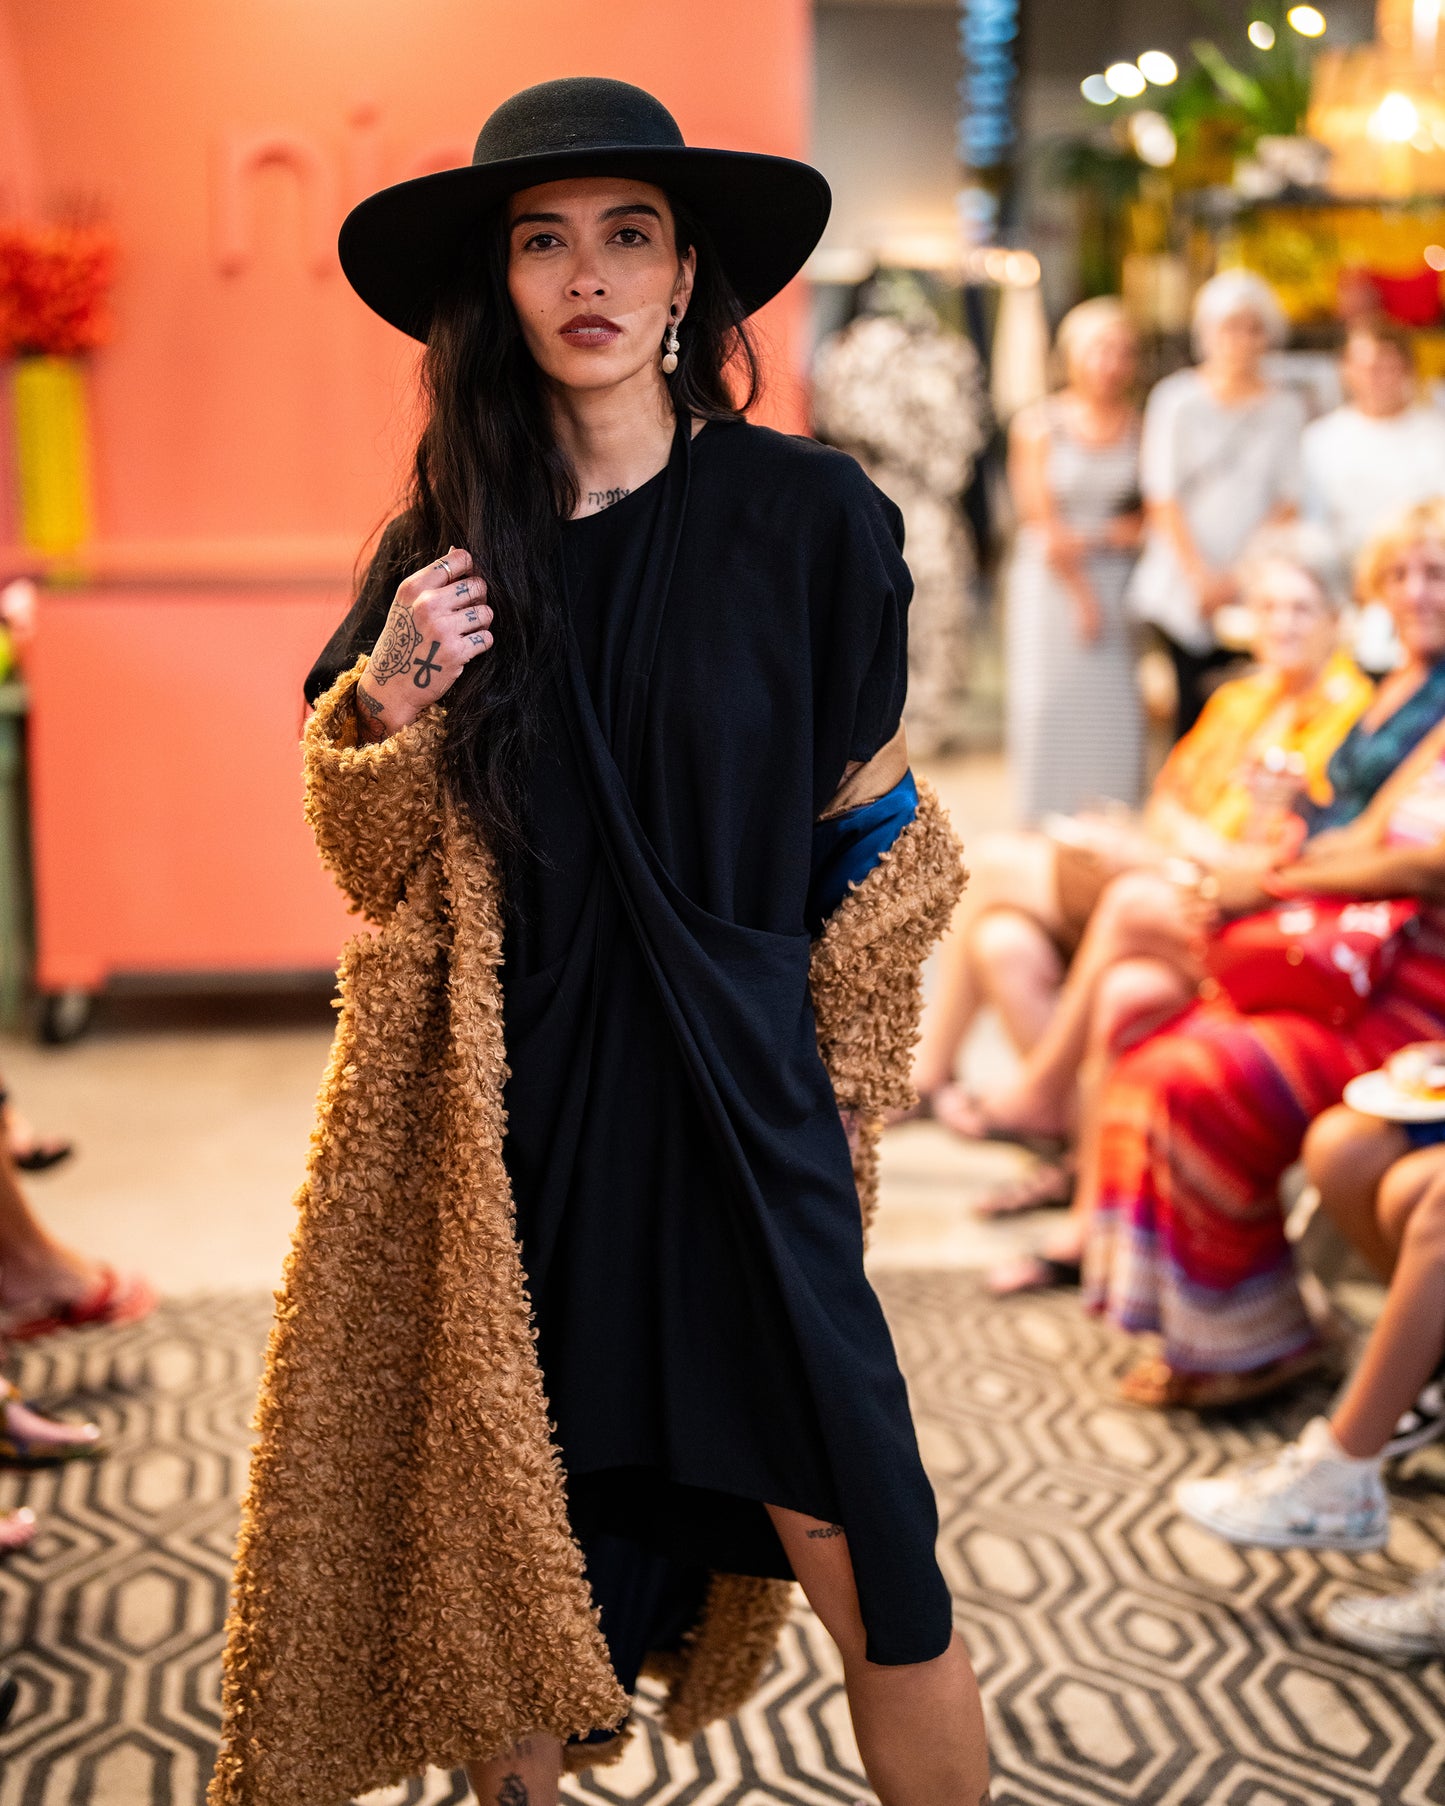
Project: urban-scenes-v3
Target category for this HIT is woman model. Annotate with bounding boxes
[1127,270,1306,739]
[1005,297,1145,822]
[209,80,984,1806]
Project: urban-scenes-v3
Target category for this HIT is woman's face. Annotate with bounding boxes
[1378,538,1445,663]
[1248,560,1337,679]
[1068,322,1137,402]
[506,175,695,395]
[1201,306,1269,381]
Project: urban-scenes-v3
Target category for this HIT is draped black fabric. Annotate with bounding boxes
[306,416,952,1677]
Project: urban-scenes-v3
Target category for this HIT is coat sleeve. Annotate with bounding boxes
[808,779,965,1112]
[303,657,447,923]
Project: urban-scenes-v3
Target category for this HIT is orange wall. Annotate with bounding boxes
[1,0,813,568]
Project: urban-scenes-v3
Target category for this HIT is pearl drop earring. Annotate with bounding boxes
[662,312,680,375]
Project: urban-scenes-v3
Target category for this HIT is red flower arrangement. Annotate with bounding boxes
[0,222,118,357]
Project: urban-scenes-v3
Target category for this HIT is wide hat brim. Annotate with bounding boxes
[339,145,831,342]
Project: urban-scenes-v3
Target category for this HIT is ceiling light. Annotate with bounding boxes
[1369,90,1421,141]
[1137,50,1179,84]
[1081,73,1117,104]
[1104,61,1148,98]
[1287,6,1327,36]
[1248,20,1277,47]
[1129,109,1179,166]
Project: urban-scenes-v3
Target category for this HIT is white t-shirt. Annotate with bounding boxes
[1301,403,1445,563]
[1127,369,1307,653]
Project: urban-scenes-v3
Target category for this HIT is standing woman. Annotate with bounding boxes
[210,80,984,1806]
[1005,298,1145,822]
[1128,270,1306,740]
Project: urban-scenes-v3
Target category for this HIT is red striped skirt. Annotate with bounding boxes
[1084,938,1445,1373]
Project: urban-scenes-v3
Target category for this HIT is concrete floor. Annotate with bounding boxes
[0,754,1044,1297]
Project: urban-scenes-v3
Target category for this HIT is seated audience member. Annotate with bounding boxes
[1127,270,1305,741]
[1082,713,1445,1408]
[1304,321,1445,675]
[911,523,1370,1183]
[936,497,1445,1181]
[1303,321,1445,570]
[1175,1104,1445,1661]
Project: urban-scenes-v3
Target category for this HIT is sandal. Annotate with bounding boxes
[987,1250,1083,1297]
[4,1265,156,1343]
[0,1093,73,1173]
[0,1508,36,1555]
[0,1379,102,1466]
[932,1082,1068,1160]
[883,1092,937,1129]
[973,1157,1076,1220]
[1118,1343,1327,1411]
[13,1139,74,1174]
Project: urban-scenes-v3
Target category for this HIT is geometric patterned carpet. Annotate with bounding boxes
[2,1275,1444,1805]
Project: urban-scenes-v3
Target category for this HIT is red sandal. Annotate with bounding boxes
[4,1266,155,1342]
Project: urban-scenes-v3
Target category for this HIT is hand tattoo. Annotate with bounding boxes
[411,640,444,688]
[369,606,423,683]
[497,1774,528,1806]
[465,608,479,624]
[456,580,471,599]
[356,685,385,718]
[587,487,631,509]
[806,1523,846,1540]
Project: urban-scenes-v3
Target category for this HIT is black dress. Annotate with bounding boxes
[306,415,953,1690]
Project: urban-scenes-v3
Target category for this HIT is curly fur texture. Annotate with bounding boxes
[210,667,966,1803]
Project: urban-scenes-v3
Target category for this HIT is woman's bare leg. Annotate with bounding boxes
[966,908,1065,1056]
[957,872,1201,1139]
[1302,1107,1413,1279]
[912,833,1064,1094]
[466,1735,563,1806]
[1058,959,1193,1254]
[1332,1161,1445,1456]
[0,1147,103,1313]
[766,1504,990,1806]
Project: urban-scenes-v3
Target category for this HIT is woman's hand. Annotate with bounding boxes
[1200,864,1270,920]
[1195,568,1239,620]
[354,547,492,741]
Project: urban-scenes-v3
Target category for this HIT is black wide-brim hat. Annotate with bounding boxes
[339,76,832,341]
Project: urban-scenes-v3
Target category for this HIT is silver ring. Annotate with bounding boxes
[436,555,453,585]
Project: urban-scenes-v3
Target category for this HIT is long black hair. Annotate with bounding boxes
[381,192,761,874]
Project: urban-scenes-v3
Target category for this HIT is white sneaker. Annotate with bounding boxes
[1174,1417,1389,1552]
[1323,1565,1445,1663]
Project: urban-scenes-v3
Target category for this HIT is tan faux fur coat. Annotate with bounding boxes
[209,658,966,1806]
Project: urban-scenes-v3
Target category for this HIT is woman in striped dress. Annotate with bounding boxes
[1085,715,1445,1408]
[1006,298,1144,823]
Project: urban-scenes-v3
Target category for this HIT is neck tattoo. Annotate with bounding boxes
[587,487,631,511]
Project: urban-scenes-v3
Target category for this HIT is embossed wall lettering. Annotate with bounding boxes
[212,108,470,278]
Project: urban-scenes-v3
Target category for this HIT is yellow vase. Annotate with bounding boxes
[11,354,93,553]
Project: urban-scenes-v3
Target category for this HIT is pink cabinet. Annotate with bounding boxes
[27,584,357,1025]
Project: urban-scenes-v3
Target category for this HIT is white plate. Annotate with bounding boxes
[1343,1069,1445,1124]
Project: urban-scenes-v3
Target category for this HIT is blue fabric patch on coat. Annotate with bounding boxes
[808,771,919,935]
